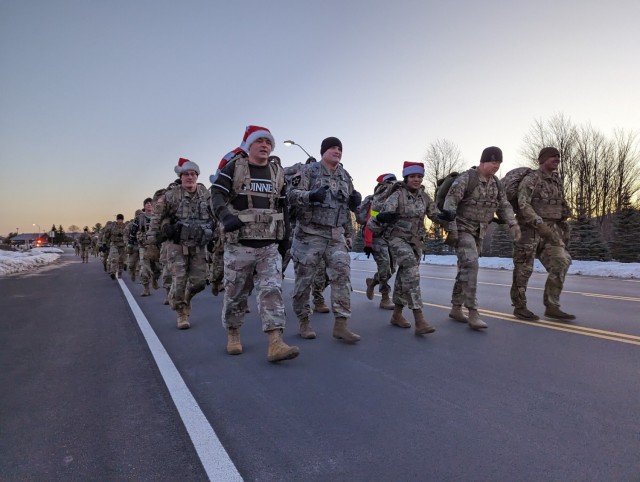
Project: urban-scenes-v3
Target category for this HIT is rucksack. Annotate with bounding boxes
[501,167,536,212]
[435,169,480,211]
[355,195,373,225]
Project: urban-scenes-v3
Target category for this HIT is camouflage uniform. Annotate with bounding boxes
[381,184,439,309]
[210,156,289,332]
[103,220,127,277]
[125,218,140,281]
[148,183,214,320]
[134,210,161,294]
[288,161,361,341]
[78,230,92,263]
[367,180,398,301]
[444,169,516,311]
[98,222,112,271]
[511,169,572,313]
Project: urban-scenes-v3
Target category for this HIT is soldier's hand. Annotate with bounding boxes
[536,222,554,240]
[363,246,373,258]
[445,230,458,247]
[309,185,329,203]
[376,211,399,223]
[221,213,244,233]
[345,236,353,250]
[437,210,456,222]
[509,224,522,242]
[348,190,362,211]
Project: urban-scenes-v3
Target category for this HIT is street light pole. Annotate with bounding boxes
[283,140,315,161]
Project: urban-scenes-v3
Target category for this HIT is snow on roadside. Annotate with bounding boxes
[0,247,63,276]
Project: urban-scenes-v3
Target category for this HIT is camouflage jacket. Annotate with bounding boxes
[444,169,515,238]
[103,221,127,248]
[382,183,439,246]
[517,169,572,226]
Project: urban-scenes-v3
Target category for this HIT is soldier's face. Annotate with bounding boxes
[321,146,342,167]
[543,155,561,171]
[144,201,153,214]
[181,170,198,191]
[406,173,423,190]
[248,138,273,164]
[479,160,501,177]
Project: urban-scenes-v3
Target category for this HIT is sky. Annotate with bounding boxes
[1,0,639,236]
[2,247,639,279]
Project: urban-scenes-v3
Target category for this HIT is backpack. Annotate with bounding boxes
[355,195,373,225]
[435,169,480,211]
[501,167,536,212]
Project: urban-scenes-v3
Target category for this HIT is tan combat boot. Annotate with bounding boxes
[176,308,190,330]
[365,278,378,300]
[413,309,436,335]
[141,284,151,297]
[267,329,300,362]
[299,318,317,339]
[448,304,468,323]
[467,309,488,330]
[333,317,361,343]
[226,328,242,355]
[379,292,394,310]
[544,306,576,321]
[313,301,330,313]
[390,304,411,328]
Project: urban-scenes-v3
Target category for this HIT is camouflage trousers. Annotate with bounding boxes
[510,223,572,309]
[209,245,224,287]
[372,235,395,296]
[451,231,482,309]
[108,245,126,276]
[139,245,161,286]
[291,230,351,320]
[80,245,90,262]
[311,259,329,305]
[222,242,286,332]
[388,237,422,310]
[160,242,172,289]
[128,245,140,277]
[165,243,208,311]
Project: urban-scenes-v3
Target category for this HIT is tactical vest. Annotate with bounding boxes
[456,171,500,223]
[385,185,429,242]
[79,232,92,246]
[108,223,127,247]
[169,184,214,246]
[531,173,566,220]
[227,157,285,242]
[299,162,353,228]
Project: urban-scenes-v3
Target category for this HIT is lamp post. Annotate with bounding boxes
[283,140,315,161]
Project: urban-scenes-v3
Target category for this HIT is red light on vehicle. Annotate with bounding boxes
[36,239,42,246]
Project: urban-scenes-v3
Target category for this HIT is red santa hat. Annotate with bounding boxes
[240,125,275,152]
[174,157,200,176]
[402,162,424,177]
[376,173,397,183]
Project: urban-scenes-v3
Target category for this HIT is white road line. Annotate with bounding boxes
[118,279,242,482]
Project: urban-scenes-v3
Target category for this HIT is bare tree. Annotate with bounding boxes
[68,225,80,233]
[612,129,640,212]
[422,138,465,197]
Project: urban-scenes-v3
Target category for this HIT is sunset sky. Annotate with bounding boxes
[1,0,639,235]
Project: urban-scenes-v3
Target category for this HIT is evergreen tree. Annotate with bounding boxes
[609,206,640,262]
[487,223,513,258]
[568,216,610,261]
[352,227,365,253]
[424,225,447,255]
[55,224,66,245]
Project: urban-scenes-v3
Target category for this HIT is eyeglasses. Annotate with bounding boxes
[182,171,198,177]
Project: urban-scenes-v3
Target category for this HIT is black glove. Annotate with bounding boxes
[101,244,108,253]
[437,210,456,222]
[309,185,329,203]
[348,190,362,211]
[376,212,399,223]
[364,246,373,258]
[162,223,178,242]
[221,213,244,232]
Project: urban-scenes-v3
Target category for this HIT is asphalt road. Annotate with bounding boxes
[2,248,639,481]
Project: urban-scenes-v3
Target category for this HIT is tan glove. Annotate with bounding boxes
[509,224,522,242]
[445,230,459,247]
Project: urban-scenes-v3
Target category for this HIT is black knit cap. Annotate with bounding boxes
[143,197,152,206]
[116,213,124,220]
[320,137,342,156]
[538,147,560,163]
[480,146,503,163]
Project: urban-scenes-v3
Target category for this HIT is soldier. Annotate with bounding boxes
[441,147,521,330]
[364,173,398,310]
[134,198,161,297]
[510,147,574,321]
[78,227,92,263]
[125,211,142,282]
[375,163,438,334]
[288,136,362,342]
[103,214,127,279]
[147,158,215,329]
[98,221,113,272]
[210,125,299,363]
